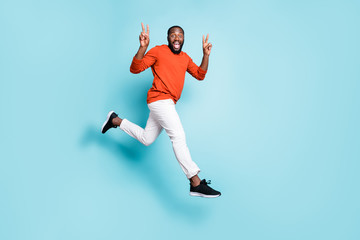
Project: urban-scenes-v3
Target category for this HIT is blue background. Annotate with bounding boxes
[1,0,359,239]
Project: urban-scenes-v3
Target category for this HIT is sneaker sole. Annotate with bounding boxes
[101,110,115,133]
[189,192,221,198]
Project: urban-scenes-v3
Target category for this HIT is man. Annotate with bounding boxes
[101,23,221,198]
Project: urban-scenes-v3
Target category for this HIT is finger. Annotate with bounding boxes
[203,42,211,48]
[141,22,145,33]
[205,34,209,43]
[202,35,205,45]
[146,24,149,35]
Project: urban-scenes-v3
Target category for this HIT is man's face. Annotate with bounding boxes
[167,27,184,54]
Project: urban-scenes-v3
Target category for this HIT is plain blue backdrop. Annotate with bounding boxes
[1,0,359,239]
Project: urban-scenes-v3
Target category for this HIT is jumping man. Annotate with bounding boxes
[101,23,221,198]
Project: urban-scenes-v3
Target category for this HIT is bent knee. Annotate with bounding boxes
[142,138,155,146]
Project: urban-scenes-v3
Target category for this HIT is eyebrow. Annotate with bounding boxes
[170,32,184,35]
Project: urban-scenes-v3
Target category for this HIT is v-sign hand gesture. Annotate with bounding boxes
[202,34,212,56]
[139,22,150,48]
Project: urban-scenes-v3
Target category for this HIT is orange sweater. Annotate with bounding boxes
[130,45,207,104]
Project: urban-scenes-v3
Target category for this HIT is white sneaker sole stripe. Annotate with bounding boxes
[101,110,115,132]
[189,192,221,198]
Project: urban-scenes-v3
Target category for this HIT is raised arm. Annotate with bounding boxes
[199,34,212,71]
[135,23,150,60]
[130,23,157,74]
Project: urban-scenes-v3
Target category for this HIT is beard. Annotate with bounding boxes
[168,40,184,54]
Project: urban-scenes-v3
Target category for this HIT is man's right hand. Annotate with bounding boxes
[139,23,150,48]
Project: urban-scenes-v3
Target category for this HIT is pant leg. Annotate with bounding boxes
[120,111,163,146]
[148,99,200,179]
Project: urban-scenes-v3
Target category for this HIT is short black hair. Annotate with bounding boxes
[167,26,184,36]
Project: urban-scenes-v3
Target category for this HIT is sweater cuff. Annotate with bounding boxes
[132,56,143,64]
[198,67,207,74]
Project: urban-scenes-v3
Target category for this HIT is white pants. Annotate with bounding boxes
[119,99,200,179]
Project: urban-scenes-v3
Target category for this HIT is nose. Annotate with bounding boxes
[175,35,179,40]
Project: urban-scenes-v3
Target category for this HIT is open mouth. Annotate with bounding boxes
[173,41,181,50]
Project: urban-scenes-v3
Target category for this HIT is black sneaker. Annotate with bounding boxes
[101,111,118,134]
[190,179,221,198]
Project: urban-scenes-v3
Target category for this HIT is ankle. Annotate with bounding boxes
[191,182,200,187]
[112,117,122,126]
[190,175,201,187]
